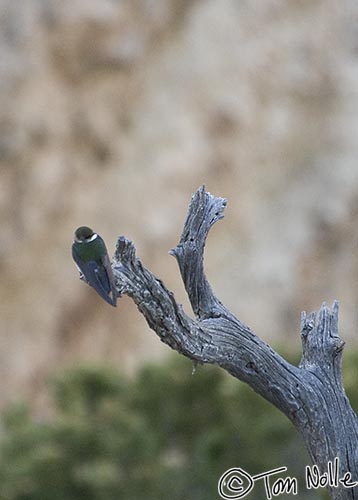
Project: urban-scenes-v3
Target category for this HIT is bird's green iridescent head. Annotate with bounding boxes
[74,226,95,243]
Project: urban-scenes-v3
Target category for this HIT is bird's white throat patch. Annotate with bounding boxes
[76,233,98,243]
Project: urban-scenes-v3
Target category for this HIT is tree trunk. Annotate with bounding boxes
[112,186,358,499]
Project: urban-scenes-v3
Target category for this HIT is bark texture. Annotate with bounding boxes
[112,186,358,500]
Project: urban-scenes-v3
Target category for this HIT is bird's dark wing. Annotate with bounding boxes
[72,247,117,307]
[82,260,117,307]
[100,253,118,307]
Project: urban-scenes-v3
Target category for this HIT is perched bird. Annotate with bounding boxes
[72,226,117,307]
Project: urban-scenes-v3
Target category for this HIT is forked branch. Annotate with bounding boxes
[111,186,358,500]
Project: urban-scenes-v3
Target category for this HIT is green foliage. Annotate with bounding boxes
[0,351,357,500]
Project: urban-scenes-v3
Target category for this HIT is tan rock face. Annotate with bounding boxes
[0,0,357,410]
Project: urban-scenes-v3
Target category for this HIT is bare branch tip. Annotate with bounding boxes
[332,300,339,315]
[300,310,307,332]
[331,300,340,337]
[115,236,136,263]
[319,301,329,318]
[169,246,179,259]
[307,311,316,329]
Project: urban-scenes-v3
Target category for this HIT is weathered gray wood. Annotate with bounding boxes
[112,186,358,499]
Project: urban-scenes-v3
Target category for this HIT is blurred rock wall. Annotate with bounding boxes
[0,0,357,411]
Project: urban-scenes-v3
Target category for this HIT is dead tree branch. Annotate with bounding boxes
[112,186,358,500]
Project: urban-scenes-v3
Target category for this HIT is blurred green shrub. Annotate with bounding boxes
[0,350,357,500]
